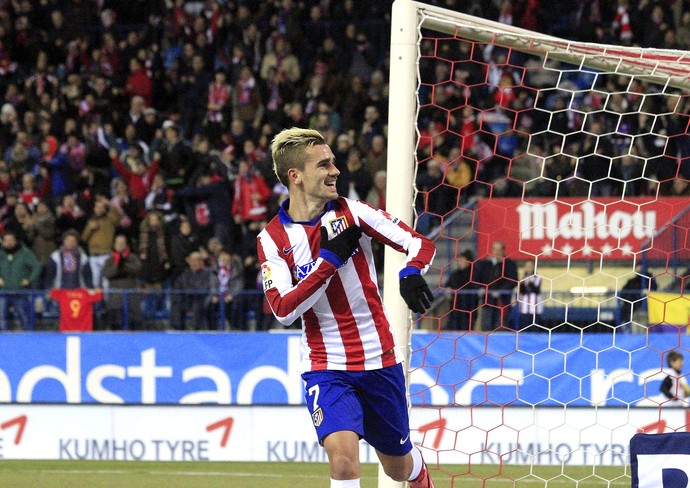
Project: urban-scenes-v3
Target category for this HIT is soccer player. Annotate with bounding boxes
[257,128,436,488]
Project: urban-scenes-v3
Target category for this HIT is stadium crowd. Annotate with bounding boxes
[0,0,688,331]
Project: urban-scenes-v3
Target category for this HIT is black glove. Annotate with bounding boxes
[400,274,434,314]
[319,225,362,265]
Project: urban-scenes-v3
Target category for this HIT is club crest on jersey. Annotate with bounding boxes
[261,264,274,290]
[329,216,349,236]
[311,407,324,427]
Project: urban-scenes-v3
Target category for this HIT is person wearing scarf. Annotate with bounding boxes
[103,234,142,330]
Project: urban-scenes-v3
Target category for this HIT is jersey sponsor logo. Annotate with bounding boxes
[311,407,324,427]
[293,260,317,282]
[261,264,274,290]
[282,245,296,255]
[329,216,349,235]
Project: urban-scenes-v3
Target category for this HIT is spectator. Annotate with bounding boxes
[363,133,387,179]
[138,210,170,288]
[204,237,225,272]
[169,217,201,283]
[81,196,121,288]
[0,191,20,239]
[24,200,56,286]
[189,135,224,182]
[88,76,116,125]
[415,159,451,234]
[47,229,93,290]
[114,128,145,162]
[59,132,87,176]
[335,147,372,201]
[445,249,479,331]
[158,121,193,188]
[171,251,219,330]
[19,173,45,211]
[11,201,33,245]
[178,54,211,140]
[138,210,170,322]
[475,241,518,331]
[332,133,353,168]
[518,260,544,331]
[139,107,159,147]
[205,70,232,147]
[179,171,234,249]
[259,35,301,85]
[445,147,474,203]
[0,103,19,155]
[41,134,72,202]
[357,105,384,152]
[121,96,148,140]
[144,172,180,230]
[347,30,378,83]
[619,263,658,331]
[109,147,159,215]
[0,230,41,331]
[261,66,292,130]
[102,234,143,330]
[215,248,244,330]
[365,170,387,210]
[124,58,153,107]
[5,135,39,178]
[232,159,271,258]
[341,76,368,131]
[109,177,140,244]
[232,65,264,133]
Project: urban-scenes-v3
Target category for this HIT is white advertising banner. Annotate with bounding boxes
[0,404,686,465]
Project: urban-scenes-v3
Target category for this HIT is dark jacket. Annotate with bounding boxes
[475,256,518,300]
[0,244,42,289]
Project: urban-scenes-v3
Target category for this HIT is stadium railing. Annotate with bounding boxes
[0,287,661,333]
[0,288,270,332]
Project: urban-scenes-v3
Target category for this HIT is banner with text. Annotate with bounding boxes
[0,332,688,407]
[0,404,687,465]
[476,197,687,260]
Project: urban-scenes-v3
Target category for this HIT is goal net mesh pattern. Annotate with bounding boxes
[396,3,690,486]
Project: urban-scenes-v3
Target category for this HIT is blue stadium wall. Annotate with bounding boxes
[0,332,683,406]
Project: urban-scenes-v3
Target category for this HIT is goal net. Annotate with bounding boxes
[384,1,690,486]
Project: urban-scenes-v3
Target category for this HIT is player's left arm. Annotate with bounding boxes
[349,200,436,313]
[350,200,435,271]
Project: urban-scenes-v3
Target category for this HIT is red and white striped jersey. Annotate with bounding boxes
[257,197,435,372]
[518,275,543,315]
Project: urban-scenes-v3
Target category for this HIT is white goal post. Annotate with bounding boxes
[384,0,690,486]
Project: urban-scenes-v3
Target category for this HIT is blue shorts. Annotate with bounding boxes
[301,363,413,456]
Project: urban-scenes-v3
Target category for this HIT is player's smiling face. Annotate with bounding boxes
[299,143,340,201]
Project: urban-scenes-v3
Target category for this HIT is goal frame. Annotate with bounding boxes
[384,0,690,486]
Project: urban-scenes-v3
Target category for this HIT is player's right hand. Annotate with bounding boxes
[319,225,362,266]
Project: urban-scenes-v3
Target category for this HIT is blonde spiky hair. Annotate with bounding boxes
[271,127,326,186]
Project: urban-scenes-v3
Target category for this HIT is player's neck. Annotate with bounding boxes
[287,192,329,223]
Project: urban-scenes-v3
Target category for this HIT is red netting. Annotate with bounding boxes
[405,18,690,486]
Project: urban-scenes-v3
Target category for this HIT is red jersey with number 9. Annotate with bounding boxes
[50,289,103,332]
